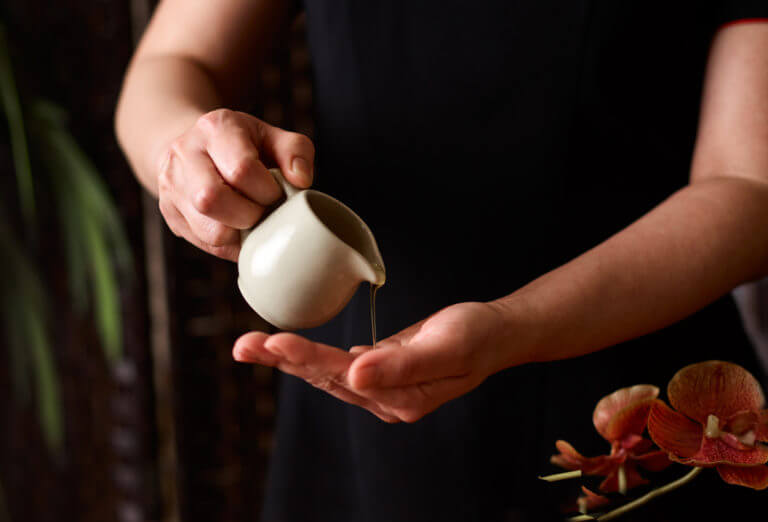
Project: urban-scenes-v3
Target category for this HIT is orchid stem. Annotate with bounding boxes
[538,470,583,482]
[596,467,703,521]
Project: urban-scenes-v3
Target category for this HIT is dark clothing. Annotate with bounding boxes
[262,2,768,520]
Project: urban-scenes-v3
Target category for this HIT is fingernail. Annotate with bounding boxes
[291,157,313,186]
[354,364,379,389]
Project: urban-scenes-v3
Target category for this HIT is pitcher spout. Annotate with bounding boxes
[352,248,385,287]
[369,260,386,286]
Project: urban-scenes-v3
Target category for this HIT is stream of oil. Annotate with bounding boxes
[369,282,382,348]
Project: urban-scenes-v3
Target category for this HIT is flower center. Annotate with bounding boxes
[704,414,721,439]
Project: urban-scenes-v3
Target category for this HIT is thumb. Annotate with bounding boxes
[251,120,315,189]
[348,331,466,390]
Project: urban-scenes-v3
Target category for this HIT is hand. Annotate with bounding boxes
[232,302,510,423]
[157,109,315,260]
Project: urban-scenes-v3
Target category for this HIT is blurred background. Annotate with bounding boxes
[0,1,312,521]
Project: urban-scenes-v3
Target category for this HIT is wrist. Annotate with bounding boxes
[485,292,544,372]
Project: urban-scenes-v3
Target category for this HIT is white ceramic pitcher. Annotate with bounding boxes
[237,169,385,330]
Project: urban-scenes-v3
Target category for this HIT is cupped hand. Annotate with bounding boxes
[233,302,510,423]
[157,108,315,260]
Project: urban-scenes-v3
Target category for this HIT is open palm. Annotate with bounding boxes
[233,301,507,422]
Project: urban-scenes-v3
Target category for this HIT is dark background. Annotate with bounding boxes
[2,3,767,522]
[0,1,312,521]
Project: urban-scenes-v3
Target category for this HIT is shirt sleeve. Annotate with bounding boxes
[716,1,768,28]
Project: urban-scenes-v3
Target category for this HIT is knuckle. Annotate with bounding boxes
[192,185,221,214]
[168,135,190,159]
[291,132,315,154]
[226,156,257,186]
[158,204,183,238]
[167,223,183,238]
[157,169,172,193]
[197,108,234,132]
[203,223,233,246]
[157,197,171,216]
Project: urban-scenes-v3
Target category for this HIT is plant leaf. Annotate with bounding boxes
[0,221,63,455]
[83,215,122,363]
[24,305,64,452]
[0,23,34,224]
[29,99,131,363]
[0,228,31,404]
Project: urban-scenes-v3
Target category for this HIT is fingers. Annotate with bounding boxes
[248,119,315,188]
[198,110,281,205]
[233,333,399,423]
[231,332,479,424]
[232,331,279,364]
[157,108,315,261]
[158,149,244,258]
[178,150,264,229]
[347,326,471,390]
[349,345,372,356]
[158,197,240,261]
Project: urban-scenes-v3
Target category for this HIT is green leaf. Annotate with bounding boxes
[26,311,64,452]
[0,224,32,404]
[31,100,132,271]
[0,222,63,455]
[0,23,34,225]
[29,100,131,364]
[83,215,123,363]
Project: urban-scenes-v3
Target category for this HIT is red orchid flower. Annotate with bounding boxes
[647,360,768,489]
[571,486,611,515]
[551,385,672,494]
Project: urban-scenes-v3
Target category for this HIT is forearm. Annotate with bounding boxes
[491,176,768,368]
[115,55,221,195]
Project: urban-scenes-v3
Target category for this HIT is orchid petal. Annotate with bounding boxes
[757,410,768,442]
[668,361,765,424]
[578,486,611,512]
[716,464,768,490]
[678,437,768,467]
[551,440,614,475]
[593,385,659,442]
[619,434,646,452]
[633,450,673,472]
[648,399,702,460]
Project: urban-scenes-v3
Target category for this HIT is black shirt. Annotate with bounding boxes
[262,2,768,520]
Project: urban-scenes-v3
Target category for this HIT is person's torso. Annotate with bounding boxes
[263,3,764,521]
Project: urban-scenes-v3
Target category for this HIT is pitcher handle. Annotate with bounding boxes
[240,168,301,244]
[269,168,300,199]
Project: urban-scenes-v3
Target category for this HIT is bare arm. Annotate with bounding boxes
[230,22,768,424]
[491,22,768,367]
[116,0,313,260]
